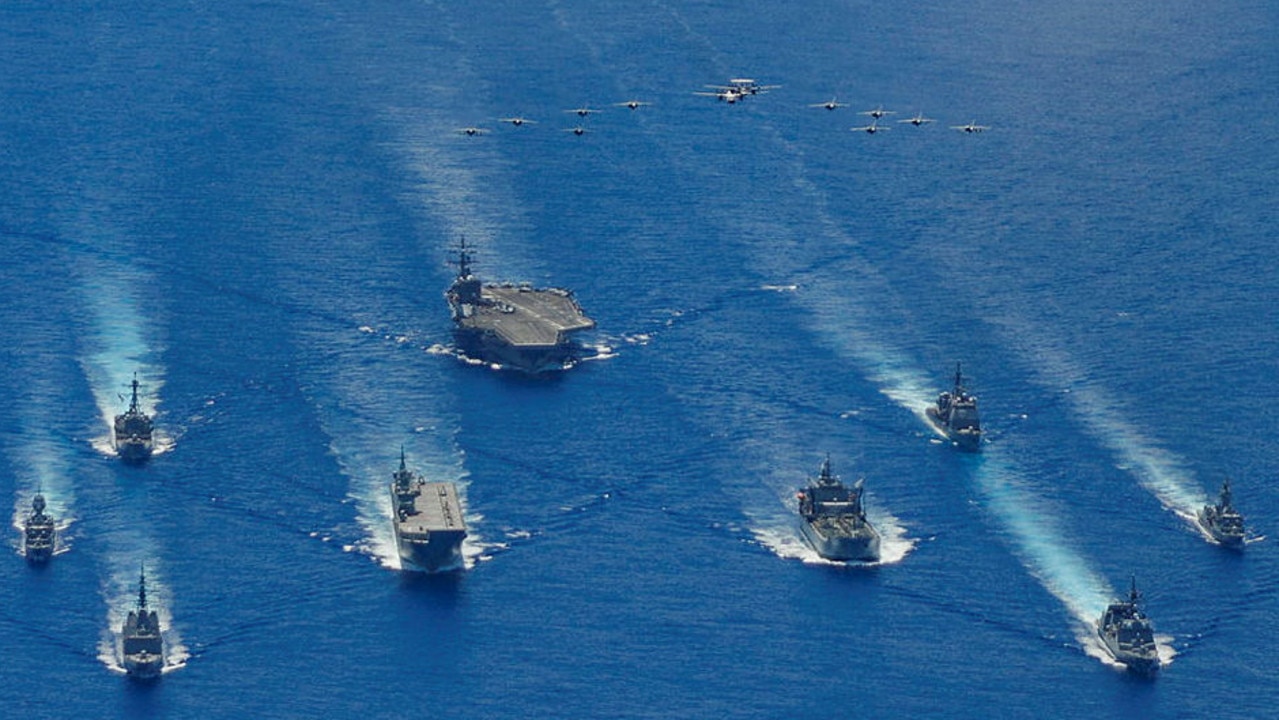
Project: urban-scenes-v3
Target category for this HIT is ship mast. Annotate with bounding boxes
[129,374,142,414]
[137,564,149,610]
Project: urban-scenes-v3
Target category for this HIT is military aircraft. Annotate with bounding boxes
[898,112,935,126]
[564,126,589,136]
[614,99,651,110]
[695,88,744,104]
[859,106,895,119]
[850,120,889,134]
[809,97,848,111]
[564,105,600,117]
[722,78,779,95]
[499,116,537,127]
[457,126,489,136]
[951,121,991,133]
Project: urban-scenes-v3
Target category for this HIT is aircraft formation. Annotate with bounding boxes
[455,76,991,138]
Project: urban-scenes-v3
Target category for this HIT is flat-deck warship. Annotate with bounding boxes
[121,566,164,679]
[926,363,982,451]
[1097,577,1160,675]
[113,375,154,463]
[22,493,55,564]
[391,448,467,572]
[446,240,595,373]
[796,456,881,562]
[1198,479,1245,549]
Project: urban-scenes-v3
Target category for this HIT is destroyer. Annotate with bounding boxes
[926,362,982,451]
[1097,577,1160,675]
[446,240,595,373]
[796,456,881,562]
[23,493,55,564]
[121,566,164,679]
[113,375,154,463]
[1198,479,1245,549]
[390,449,467,572]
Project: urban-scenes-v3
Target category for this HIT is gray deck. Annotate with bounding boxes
[398,482,465,535]
[468,285,595,347]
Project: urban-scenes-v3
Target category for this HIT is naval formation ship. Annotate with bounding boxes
[446,240,595,373]
[113,375,154,463]
[1199,479,1246,549]
[796,456,881,562]
[1097,577,1160,675]
[926,363,982,451]
[121,566,164,679]
[23,493,55,564]
[391,449,467,572]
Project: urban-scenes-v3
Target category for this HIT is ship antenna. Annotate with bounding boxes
[130,373,141,413]
[1129,575,1139,604]
[399,445,407,473]
[456,237,473,279]
[820,454,832,481]
[954,362,964,393]
[138,563,149,610]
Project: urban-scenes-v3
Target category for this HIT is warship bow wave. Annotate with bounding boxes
[1097,577,1160,675]
[121,566,164,679]
[1198,478,1245,548]
[391,449,467,572]
[23,493,55,564]
[113,375,154,463]
[446,240,595,373]
[797,456,881,562]
[926,362,981,451]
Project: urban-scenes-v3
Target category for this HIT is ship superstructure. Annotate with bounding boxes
[796,456,881,562]
[926,362,982,451]
[446,240,595,373]
[113,375,154,463]
[390,448,467,572]
[1097,577,1160,675]
[121,566,164,679]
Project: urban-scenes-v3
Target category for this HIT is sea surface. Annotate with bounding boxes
[2,0,1277,717]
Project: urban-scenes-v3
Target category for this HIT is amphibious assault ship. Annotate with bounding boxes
[1097,577,1160,675]
[23,493,55,564]
[121,566,164,679]
[390,449,467,572]
[1199,479,1245,549]
[796,456,881,562]
[113,375,154,463]
[446,240,595,373]
[926,363,982,451]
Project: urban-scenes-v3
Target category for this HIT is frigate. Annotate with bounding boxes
[446,240,595,373]
[121,566,164,679]
[22,493,55,564]
[1097,577,1160,675]
[796,456,881,562]
[390,449,467,572]
[925,362,982,451]
[1198,478,1245,549]
[113,375,154,463]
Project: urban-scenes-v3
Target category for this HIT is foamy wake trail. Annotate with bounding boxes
[97,557,188,675]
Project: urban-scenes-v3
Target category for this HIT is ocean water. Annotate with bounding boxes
[2,0,1277,717]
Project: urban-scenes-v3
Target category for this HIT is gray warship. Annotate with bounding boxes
[121,566,164,679]
[796,456,881,562]
[391,448,467,572]
[446,240,595,373]
[1097,577,1160,675]
[22,493,55,564]
[1198,479,1245,549]
[113,376,154,463]
[926,363,982,451]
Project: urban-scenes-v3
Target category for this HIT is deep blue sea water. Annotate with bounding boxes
[2,0,1277,717]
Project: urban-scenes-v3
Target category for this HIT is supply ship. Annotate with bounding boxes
[113,375,154,463]
[121,566,164,679]
[1097,577,1160,675]
[925,363,982,451]
[796,456,881,562]
[390,449,467,572]
[446,240,595,373]
[23,493,55,564]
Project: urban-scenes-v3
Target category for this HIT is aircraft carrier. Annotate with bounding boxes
[390,449,467,573]
[446,240,595,373]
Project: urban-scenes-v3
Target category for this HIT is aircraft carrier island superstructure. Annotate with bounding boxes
[390,449,467,573]
[446,241,595,373]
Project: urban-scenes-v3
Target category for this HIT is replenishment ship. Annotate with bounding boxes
[796,456,880,562]
[446,240,595,373]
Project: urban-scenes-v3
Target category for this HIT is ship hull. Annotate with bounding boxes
[1098,632,1159,675]
[924,409,981,451]
[799,519,880,562]
[124,653,164,680]
[453,327,578,374]
[1197,509,1245,549]
[116,438,153,464]
[395,530,466,573]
